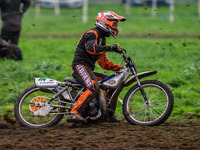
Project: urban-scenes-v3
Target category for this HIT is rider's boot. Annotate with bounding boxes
[105,91,122,122]
[107,108,122,122]
[67,113,87,124]
[67,90,96,124]
[108,114,122,122]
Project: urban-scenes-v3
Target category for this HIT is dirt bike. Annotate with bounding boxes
[14,49,174,128]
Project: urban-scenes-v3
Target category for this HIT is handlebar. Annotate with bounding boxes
[121,48,137,73]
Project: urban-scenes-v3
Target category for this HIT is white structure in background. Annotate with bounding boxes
[54,0,60,16]
[152,0,157,18]
[40,0,82,8]
[199,0,200,20]
[169,0,174,23]
[125,0,131,17]
[83,0,88,23]
[35,0,40,19]
[35,0,82,18]
[35,0,200,22]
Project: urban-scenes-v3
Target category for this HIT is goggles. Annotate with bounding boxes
[106,20,118,29]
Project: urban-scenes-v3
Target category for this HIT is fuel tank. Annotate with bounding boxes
[100,72,125,90]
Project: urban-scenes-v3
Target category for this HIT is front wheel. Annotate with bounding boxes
[123,80,174,126]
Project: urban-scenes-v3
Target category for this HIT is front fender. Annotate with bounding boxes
[124,71,157,87]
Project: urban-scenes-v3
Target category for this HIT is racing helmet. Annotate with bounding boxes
[95,11,126,38]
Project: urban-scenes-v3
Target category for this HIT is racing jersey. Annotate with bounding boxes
[72,27,122,71]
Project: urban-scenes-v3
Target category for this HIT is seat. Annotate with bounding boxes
[64,77,79,84]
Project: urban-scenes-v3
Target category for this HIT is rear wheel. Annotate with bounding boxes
[123,80,174,126]
[14,85,65,128]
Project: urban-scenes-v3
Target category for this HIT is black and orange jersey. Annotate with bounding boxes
[72,27,122,71]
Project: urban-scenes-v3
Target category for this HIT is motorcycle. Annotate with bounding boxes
[14,49,174,128]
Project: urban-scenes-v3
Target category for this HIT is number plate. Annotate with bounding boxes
[34,77,58,88]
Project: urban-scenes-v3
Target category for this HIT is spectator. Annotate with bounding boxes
[0,0,31,45]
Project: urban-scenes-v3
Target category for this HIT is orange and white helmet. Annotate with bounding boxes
[95,11,126,38]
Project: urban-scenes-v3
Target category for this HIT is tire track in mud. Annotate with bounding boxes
[0,120,199,150]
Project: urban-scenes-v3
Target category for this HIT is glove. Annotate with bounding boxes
[112,43,123,54]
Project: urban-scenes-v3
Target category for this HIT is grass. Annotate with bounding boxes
[19,5,200,36]
[0,5,200,121]
[1,38,200,120]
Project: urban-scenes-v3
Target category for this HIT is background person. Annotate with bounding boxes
[0,0,31,60]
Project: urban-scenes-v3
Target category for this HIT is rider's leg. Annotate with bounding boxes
[67,64,99,123]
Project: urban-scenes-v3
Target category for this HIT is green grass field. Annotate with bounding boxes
[0,5,200,120]
[21,5,200,36]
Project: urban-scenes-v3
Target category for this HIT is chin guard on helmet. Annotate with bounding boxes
[95,11,126,38]
[107,26,118,38]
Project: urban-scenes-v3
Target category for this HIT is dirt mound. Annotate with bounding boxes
[0,120,199,150]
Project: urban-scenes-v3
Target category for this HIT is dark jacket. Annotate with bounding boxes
[72,27,122,71]
[0,0,31,31]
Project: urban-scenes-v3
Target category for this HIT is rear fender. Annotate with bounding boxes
[124,71,157,87]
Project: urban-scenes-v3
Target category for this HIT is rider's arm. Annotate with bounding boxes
[85,30,112,55]
[97,53,122,71]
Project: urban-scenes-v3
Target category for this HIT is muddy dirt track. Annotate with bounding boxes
[0,119,199,150]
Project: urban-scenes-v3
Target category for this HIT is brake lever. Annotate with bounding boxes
[122,49,127,61]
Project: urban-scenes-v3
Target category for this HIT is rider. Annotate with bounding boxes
[67,11,126,123]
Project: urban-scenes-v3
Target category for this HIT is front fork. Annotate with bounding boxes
[132,67,151,108]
